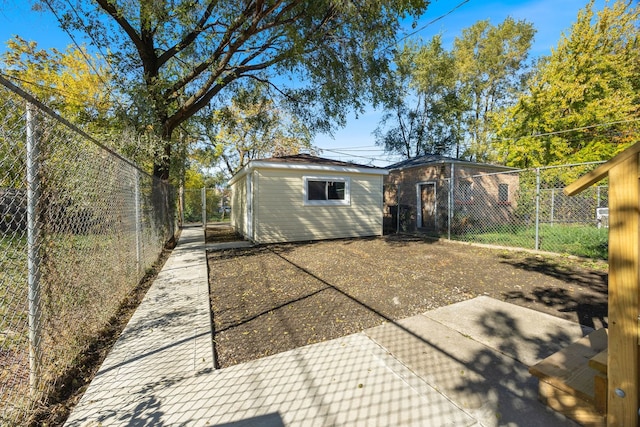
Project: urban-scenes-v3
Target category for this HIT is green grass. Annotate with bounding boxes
[0,233,28,352]
[452,223,609,260]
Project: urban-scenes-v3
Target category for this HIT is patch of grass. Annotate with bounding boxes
[453,223,608,260]
[207,213,231,223]
[0,232,28,342]
[0,232,29,426]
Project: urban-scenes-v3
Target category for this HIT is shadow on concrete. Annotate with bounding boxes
[69,228,585,426]
[250,250,583,426]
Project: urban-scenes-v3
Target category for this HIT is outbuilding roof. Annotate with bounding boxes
[228,153,388,186]
[258,153,380,169]
[386,154,514,171]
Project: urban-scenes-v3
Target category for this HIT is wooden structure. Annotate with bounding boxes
[531,143,640,426]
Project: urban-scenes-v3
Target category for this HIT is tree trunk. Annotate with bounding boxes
[153,129,173,181]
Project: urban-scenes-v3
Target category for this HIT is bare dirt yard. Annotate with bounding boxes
[207,229,608,369]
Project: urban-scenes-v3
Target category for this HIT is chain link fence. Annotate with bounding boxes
[182,188,228,224]
[385,162,609,260]
[0,77,176,425]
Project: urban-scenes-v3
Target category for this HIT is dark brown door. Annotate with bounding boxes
[420,183,436,229]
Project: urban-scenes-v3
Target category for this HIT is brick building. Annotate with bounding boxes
[384,155,518,234]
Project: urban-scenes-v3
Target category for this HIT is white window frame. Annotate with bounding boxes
[303,176,351,206]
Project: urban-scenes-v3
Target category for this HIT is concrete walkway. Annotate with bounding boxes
[65,227,587,426]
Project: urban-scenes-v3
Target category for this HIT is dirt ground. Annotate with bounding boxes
[207,228,608,369]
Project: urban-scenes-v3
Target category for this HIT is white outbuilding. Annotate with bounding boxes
[228,154,389,244]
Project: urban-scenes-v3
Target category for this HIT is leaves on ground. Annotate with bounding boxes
[207,231,608,369]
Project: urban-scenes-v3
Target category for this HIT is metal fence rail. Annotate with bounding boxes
[386,162,609,259]
[0,78,175,425]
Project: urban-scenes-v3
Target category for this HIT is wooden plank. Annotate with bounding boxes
[530,328,608,402]
[606,154,640,427]
[595,373,608,414]
[538,381,606,427]
[590,349,608,375]
[565,141,640,196]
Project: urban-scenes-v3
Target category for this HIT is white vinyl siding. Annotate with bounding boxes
[253,169,383,243]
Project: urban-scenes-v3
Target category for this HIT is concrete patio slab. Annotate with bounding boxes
[423,296,594,366]
[365,301,585,426]
[66,227,584,426]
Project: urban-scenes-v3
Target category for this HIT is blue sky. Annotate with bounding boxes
[0,0,605,167]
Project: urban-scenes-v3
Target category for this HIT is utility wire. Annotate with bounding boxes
[395,0,471,45]
[62,0,123,83]
[494,117,640,142]
[41,0,131,114]
[322,148,403,162]
[41,0,109,89]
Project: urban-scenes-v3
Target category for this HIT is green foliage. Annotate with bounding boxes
[377,17,535,161]
[0,89,26,188]
[496,0,640,167]
[1,36,113,127]
[202,83,314,175]
[44,0,430,179]
[453,17,536,162]
[375,37,462,157]
[184,166,206,189]
[0,37,157,175]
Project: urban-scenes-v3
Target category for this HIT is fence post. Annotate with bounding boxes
[395,184,400,233]
[201,187,207,227]
[535,167,541,250]
[26,102,42,399]
[179,185,185,226]
[550,188,555,226]
[448,163,454,240]
[134,170,142,277]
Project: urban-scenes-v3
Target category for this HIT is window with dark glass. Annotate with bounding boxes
[458,180,473,202]
[498,183,509,203]
[307,180,346,201]
[307,180,327,200]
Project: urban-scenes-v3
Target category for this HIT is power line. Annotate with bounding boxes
[40,0,131,114]
[495,117,640,142]
[320,145,385,151]
[41,0,109,88]
[61,0,129,90]
[395,0,471,45]
[321,148,403,163]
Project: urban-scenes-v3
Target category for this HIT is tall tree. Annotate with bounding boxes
[453,17,535,162]
[45,0,430,180]
[495,0,640,168]
[375,37,461,158]
[203,83,314,175]
[376,18,534,162]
